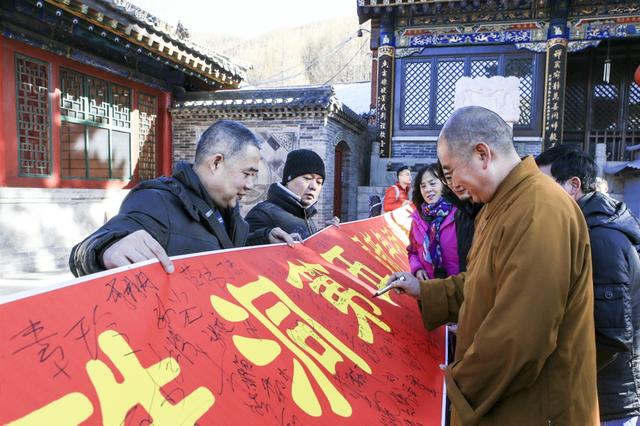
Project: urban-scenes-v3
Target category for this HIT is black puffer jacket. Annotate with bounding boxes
[580,191,640,421]
[443,191,483,273]
[69,161,271,277]
[245,182,318,240]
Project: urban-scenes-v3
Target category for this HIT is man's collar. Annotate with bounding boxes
[277,182,303,203]
[482,156,538,221]
[276,182,319,209]
[578,191,596,209]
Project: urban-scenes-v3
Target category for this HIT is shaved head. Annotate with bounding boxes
[439,106,515,159]
[436,106,522,204]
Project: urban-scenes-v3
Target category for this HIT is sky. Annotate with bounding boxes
[130,0,358,38]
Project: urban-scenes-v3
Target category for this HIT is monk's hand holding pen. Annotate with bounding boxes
[375,272,421,298]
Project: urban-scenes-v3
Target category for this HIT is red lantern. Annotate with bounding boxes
[635,64,640,86]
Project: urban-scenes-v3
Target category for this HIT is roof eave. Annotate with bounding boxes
[45,0,246,88]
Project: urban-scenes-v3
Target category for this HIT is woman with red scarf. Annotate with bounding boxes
[407,164,459,280]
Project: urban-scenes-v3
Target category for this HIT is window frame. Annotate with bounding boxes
[395,44,544,137]
[137,91,159,180]
[15,53,53,178]
[59,67,132,181]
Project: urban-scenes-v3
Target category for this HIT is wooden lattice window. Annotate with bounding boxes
[435,59,465,126]
[399,49,539,131]
[16,55,51,176]
[470,58,499,78]
[401,61,431,127]
[505,57,534,127]
[138,93,157,180]
[59,68,131,180]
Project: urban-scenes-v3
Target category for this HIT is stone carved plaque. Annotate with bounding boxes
[454,76,521,124]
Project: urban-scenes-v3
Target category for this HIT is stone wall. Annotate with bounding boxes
[325,118,371,222]
[513,140,543,157]
[170,109,370,225]
[356,186,388,219]
[391,141,438,158]
[0,188,128,275]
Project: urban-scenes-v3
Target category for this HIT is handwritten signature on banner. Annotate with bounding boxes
[3,208,444,426]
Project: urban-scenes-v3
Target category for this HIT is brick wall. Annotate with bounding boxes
[170,108,370,226]
[514,141,542,157]
[325,118,371,222]
[391,141,438,158]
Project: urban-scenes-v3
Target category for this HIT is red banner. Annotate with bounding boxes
[0,207,445,425]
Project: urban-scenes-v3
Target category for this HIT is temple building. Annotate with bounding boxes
[0,0,247,275]
[171,85,371,225]
[357,0,640,214]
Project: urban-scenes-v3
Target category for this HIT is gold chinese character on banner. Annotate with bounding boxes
[8,393,93,425]
[320,245,398,307]
[9,330,215,425]
[350,230,407,274]
[86,331,215,425]
[210,276,371,418]
[286,260,390,343]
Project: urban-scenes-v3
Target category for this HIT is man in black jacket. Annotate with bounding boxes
[245,149,338,240]
[537,145,640,424]
[69,120,295,277]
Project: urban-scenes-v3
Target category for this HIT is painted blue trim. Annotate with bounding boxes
[394,44,544,138]
[409,30,532,47]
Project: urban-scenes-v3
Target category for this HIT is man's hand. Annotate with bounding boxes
[385,271,421,298]
[102,229,174,273]
[415,269,428,281]
[325,216,341,227]
[268,227,301,247]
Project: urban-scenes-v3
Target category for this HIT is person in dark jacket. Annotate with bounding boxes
[434,162,482,273]
[537,145,640,424]
[69,120,296,277]
[245,149,338,240]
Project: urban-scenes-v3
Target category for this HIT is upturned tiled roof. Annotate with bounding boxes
[45,0,249,87]
[172,85,368,125]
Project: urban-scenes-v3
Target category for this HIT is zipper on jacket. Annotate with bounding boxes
[303,210,313,236]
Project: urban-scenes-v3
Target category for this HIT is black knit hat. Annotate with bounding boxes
[282,149,326,184]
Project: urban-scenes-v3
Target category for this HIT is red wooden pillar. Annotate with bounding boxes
[1,40,18,186]
[158,91,172,176]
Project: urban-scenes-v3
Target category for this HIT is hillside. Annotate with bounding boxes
[192,16,371,87]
